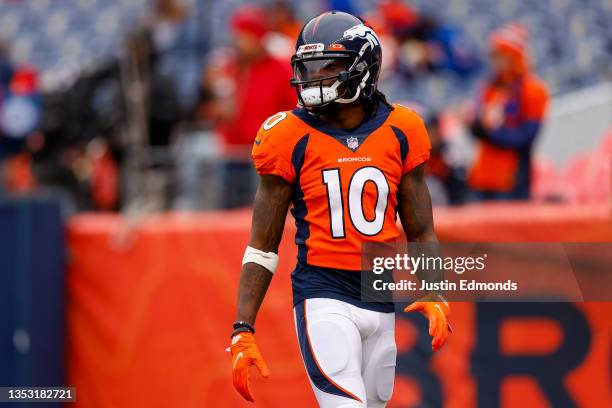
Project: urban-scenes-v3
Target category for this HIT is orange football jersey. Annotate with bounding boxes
[252,102,431,272]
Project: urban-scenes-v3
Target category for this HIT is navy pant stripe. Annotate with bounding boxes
[295,300,362,402]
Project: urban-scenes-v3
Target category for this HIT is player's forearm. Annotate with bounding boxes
[236,263,273,324]
[236,175,291,325]
[408,230,443,289]
[398,165,443,290]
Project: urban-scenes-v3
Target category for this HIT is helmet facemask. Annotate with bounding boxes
[290,51,370,109]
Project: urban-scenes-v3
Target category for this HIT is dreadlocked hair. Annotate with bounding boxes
[373,90,394,110]
[366,89,394,116]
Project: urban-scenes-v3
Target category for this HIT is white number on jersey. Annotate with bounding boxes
[322,167,389,238]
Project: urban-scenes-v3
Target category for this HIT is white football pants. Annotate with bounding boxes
[294,298,397,407]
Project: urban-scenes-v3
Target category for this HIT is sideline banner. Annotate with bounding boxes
[66,204,611,407]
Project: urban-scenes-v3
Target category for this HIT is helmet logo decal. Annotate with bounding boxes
[342,24,381,49]
[297,43,325,55]
[346,137,359,150]
[329,43,346,50]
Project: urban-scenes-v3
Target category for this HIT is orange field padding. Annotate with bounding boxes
[66,203,612,407]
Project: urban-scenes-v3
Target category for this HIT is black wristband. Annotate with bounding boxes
[232,320,255,335]
[230,327,253,338]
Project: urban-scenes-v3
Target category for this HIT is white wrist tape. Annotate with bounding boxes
[242,246,279,274]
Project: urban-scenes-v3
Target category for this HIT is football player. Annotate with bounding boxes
[229,11,451,407]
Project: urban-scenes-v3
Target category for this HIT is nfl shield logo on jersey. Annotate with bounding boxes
[347,137,359,149]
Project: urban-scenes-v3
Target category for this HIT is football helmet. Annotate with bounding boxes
[290,11,382,109]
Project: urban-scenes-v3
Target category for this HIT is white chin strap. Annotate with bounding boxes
[299,70,370,107]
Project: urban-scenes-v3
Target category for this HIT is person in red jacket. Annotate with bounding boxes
[467,23,548,200]
[200,5,296,208]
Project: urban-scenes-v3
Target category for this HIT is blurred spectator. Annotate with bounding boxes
[148,0,188,53]
[145,0,201,111]
[1,66,42,142]
[263,1,302,61]
[0,63,42,196]
[198,5,295,209]
[266,0,302,40]
[125,28,181,147]
[2,150,35,194]
[467,23,549,201]
[87,138,119,211]
[0,61,83,214]
[377,0,419,38]
[28,135,83,214]
[425,112,467,205]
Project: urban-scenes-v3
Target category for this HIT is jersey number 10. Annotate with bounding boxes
[322,167,390,238]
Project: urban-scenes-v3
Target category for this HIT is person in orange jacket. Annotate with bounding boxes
[467,23,548,200]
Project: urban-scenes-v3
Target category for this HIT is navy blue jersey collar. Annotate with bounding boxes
[291,101,391,152]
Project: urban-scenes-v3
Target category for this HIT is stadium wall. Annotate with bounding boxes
[65,203,612,407]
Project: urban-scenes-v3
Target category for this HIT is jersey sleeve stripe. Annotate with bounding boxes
[390,125,409,163]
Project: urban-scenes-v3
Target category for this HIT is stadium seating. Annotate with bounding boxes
[0,0,609,104]
[386,0,612,106]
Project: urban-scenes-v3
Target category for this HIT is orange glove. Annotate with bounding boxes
[228,331,269,402]
[404,294,452,351]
